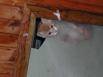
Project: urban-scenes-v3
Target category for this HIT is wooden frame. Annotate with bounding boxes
[0,4,35,77]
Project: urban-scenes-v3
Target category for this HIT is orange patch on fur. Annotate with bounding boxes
[38,23,50,32]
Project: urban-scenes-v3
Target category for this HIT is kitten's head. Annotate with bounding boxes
[37,18,58,38]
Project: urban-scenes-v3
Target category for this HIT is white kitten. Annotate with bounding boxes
[37,18,92,43]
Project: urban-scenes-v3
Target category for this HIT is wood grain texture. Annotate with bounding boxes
[28,0,103,14]
[28,6,103,25]
[0,61,15,77]
[0,4,23,20]
[0,19,22,34]
[0,33,18,47]
[0,0,27,6]
[69,0,103,6]
[0,4,34,77]
[17,13,36,77]
[27,0,103,25]
[0,0,103,25]
[14,7,35,77]
[0,47,17,61]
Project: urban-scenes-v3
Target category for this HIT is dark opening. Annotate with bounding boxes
[32,17,46,49]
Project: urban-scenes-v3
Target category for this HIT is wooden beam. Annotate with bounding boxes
[28,5,103,25]
[28,0,103,14]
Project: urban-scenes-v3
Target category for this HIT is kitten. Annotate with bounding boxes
[37,18,92,43]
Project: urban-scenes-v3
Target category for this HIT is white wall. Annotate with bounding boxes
[27,25,103,77]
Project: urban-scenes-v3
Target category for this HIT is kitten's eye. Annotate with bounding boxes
[51,25,53,28]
